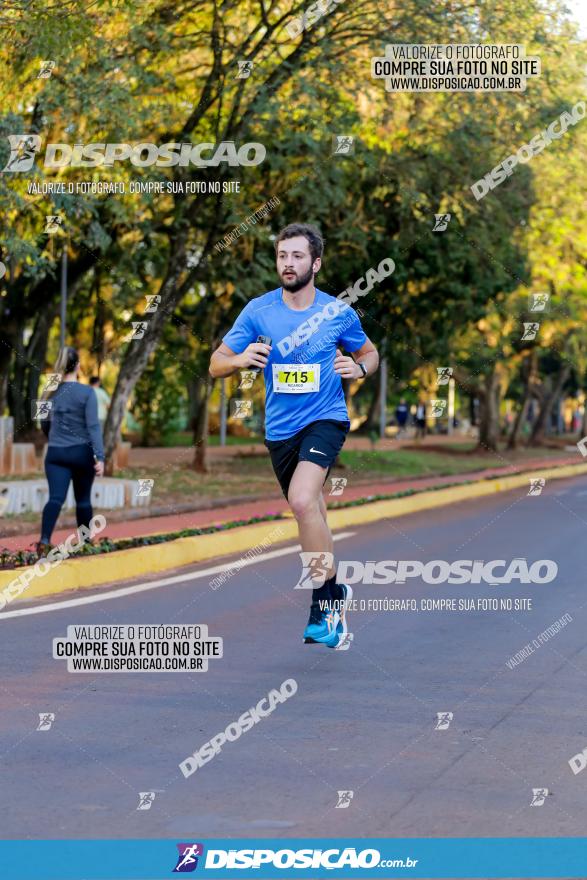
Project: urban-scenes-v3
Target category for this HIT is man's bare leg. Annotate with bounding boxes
[290,460,352,647]
[288,461,335,580]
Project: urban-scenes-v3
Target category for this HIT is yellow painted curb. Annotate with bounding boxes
[1,461,585,605]
[0,519,299,603]
[326,462,587,530]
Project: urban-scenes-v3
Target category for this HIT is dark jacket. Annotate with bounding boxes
[40,381,105,461]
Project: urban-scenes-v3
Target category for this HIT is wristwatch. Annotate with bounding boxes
[358,362,368,378]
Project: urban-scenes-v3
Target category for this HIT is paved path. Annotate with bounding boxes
[0,473,585,845]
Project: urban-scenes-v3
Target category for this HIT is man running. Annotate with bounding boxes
[209,223,379,647]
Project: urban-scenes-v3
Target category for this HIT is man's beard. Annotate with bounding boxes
[280,265,314,292]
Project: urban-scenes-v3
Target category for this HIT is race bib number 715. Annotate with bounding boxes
[272,363,320,393]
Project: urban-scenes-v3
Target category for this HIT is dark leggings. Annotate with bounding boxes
[41,444,95,543]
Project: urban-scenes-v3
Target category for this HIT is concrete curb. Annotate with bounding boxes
[1,461,585,606]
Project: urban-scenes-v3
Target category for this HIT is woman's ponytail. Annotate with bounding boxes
[40,346,79,401]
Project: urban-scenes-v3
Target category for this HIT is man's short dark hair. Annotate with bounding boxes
[89,376,100,385]
[275,223,324,262]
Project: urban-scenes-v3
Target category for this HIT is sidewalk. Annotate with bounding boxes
[1,453,577,552]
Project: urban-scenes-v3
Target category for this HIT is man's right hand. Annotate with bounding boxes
[236,342,272,371]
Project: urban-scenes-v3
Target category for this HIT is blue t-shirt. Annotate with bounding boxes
[222,287,368,440]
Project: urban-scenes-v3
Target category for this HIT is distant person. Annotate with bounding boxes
[415,401,426,439]
[90,375,111,432]
[37,346,105,556]
[395,399,409,436]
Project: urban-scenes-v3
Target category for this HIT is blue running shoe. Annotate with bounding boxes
[332,584,353,650]
[303,599,340,647]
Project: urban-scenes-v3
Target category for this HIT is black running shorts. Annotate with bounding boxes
[264,418,350,500]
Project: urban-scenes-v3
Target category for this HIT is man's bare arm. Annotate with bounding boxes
[209,341,272,378]
[351,338,379,377]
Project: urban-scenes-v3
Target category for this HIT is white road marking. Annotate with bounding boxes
[0,531,356,619]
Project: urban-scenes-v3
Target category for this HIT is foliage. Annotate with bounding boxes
[0,0,585,455]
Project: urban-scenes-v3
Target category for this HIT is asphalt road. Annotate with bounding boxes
[1,475,586,845]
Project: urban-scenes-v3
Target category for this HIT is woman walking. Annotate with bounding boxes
[38,346,105,556]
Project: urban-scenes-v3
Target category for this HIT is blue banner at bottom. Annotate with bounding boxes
[1,837,586,879]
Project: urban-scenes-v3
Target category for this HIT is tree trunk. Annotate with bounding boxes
[580,401,587,439]
[103,220,221,473]
[477,368,501,452]
[8,326,27,439]
[192,377,214,473]
[0,323,16,414]
[469,394,478,426]
[529,364,570,447]
[507,351,537,450]
[363,369,382,432]
[103,233,190,472]
[507,391,530,451]
[0,368,7,415]
[24,306,55,448]
[186,374,199,428]
[92,270,108,375]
